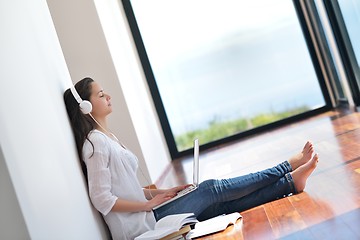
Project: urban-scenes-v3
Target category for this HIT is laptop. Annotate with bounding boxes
[153,139,200,210]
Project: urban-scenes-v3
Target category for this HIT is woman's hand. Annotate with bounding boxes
[164,184,193,197]
[145,184,193,211]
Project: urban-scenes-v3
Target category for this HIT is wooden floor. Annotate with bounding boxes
[156,108,360,239]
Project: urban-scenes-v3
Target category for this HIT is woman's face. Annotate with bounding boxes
[89,82,112,118]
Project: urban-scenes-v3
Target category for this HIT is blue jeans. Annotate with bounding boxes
[153,161,296,221]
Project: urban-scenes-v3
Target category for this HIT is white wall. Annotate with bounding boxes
[0,0,109,239]
[46,0,171,185]
[0,147,29,239]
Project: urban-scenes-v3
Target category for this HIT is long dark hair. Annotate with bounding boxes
[64,77,96,176]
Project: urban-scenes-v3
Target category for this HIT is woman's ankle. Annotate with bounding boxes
[291,154,318,192]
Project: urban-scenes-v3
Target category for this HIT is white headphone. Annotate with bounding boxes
[70,86,92,114]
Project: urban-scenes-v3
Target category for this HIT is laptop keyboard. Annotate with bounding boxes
[177,184,196,197]
[153,184,197,210]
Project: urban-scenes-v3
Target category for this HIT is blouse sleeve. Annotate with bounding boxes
[83,134,117,215]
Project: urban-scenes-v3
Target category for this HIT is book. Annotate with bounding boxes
[164,236,185,240]
[185,212,242,239]
[135,213,198,240]
[160,225,191,240]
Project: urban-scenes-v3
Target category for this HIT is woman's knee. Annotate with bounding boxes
[198,179,231,204]
[200,179,218,189]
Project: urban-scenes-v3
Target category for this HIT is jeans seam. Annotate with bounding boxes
[284,161,293,172]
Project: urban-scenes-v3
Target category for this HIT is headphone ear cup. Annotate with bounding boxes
[79,100,92,114]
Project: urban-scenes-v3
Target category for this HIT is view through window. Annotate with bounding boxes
[129,0,327,152]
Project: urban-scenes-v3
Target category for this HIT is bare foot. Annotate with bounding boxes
[288,141,314,170]
[291,153,319,193]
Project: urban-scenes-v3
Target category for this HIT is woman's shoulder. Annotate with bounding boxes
[83,130,112,157]
[85,130,110,147]
[88,129,107,139]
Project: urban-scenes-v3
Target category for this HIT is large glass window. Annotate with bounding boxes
[124,0,329,156]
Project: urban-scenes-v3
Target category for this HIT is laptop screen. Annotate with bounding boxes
[193,139,199,186]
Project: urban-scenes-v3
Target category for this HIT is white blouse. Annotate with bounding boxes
[83,130,156,240]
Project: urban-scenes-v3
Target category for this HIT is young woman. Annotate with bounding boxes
[64,77,319,240]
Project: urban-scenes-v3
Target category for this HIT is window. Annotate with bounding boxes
[123,0,330,158]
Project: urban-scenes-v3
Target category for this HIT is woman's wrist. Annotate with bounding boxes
[144,201,153,212]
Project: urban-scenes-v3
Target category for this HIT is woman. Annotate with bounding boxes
[64,77,318,240]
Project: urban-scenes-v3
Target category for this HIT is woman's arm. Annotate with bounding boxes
[110,198,152,212]
[111,193,172,212]
[143,188,166,200]
[111,184,193,212]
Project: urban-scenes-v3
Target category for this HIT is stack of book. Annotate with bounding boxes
[135,212,242,240]
[135,213,197,240]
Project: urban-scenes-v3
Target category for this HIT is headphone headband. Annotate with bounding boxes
[70,86,92,114]
[70,87,82,104]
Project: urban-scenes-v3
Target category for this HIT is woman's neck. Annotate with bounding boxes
[91,115,125,148]
[95,118,108,131]
[89,114,108,132]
